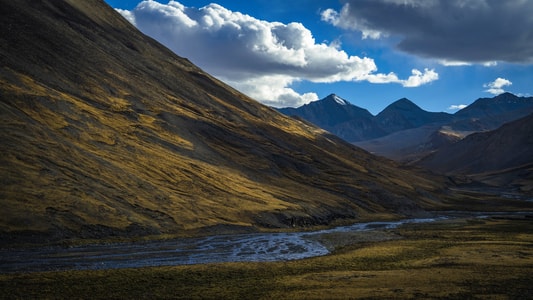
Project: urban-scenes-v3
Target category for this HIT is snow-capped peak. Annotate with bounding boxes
[332,94,348,105]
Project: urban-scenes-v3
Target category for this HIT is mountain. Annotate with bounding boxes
[416,113,533,194]
[278,94,384,141]
[455,92,533,120]
[0,0,446,245]
[449,92,533,132]
[278,96,454,143]
[353,99,454,160]
[361,93,533,162]
[280,93,533,163]
[375,98,453,134]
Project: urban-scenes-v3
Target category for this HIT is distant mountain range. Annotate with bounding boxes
[278,93,533,162]
[278,93,533,194]
[278,94,453,142]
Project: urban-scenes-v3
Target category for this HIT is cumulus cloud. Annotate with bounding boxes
[447,104,467,111]
[484,78,512,95]
[322,0,533,64]
[117,1,438,107]
[223,75,319,108]
[364,68,438,87]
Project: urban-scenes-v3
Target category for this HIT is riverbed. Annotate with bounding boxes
[1,217,452,273]
[5,212,531,273]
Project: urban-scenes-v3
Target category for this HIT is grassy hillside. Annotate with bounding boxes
[0,0,449,245]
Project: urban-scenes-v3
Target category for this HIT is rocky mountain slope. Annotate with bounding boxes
[0,0,448,245]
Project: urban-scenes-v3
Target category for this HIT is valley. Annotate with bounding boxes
[1,211,532,299]
[1,0,532,298]
[0,217,447,273]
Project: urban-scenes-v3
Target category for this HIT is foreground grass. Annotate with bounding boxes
[1,217,532,299]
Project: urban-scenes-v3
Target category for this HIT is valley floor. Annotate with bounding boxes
[1,215,532,299]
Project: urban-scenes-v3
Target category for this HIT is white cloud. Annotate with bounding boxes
[448,104,467,111]
[402,68,439,87]
[482,61,498,67]
[438,60,498,67]
[118,1,438,107]
[364,68,438,87]
[484,78,512,95]
[438,60,472,67]
[224,75,319,108]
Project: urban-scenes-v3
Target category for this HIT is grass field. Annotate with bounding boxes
[1,216,532,299]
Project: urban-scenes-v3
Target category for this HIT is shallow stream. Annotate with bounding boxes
[0,217,446,273]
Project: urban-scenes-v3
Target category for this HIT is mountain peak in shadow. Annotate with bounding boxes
[416,111,533,194]
[278,94,373,127]
[381,98,423,112]
[491,92,521,103]
[277,94,380,141]
[454,92,533,119]
[376,98,453,133]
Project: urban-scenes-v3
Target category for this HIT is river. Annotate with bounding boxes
[1,217,452,273]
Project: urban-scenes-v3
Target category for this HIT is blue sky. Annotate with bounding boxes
[105,0,533,115]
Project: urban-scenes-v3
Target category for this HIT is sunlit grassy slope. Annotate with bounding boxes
[0,0,449,244]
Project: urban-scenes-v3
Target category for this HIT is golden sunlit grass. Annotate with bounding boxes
[1,217,531,299]
[2,70,448,242]
[2,74,311,235]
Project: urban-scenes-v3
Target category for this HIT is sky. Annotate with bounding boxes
[105,0,533,115]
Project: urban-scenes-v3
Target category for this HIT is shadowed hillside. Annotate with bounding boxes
[279,93,533,164]
[0,0,448,245]
[416,113,533,194]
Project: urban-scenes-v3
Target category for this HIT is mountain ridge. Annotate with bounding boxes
[454,92,532,119]
[0,0,447,245]
[417,112,533,175]
[278,94,383,141]
[278,94,374,126]
[277,93,455,142]
[278,93,533,162]
[375,98,453,134]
